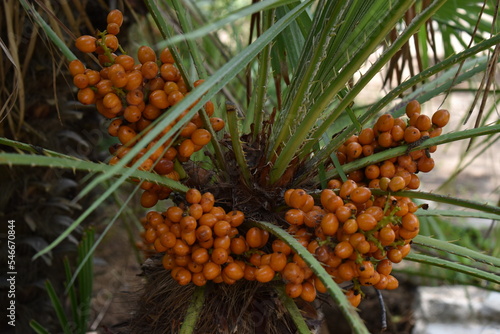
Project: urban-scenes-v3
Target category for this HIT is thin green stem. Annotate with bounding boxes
[19,0,77,61]
[413,235,500,268]
[45,280,72,334]
[276,286,312,334]
[197,94,230,179]
[169,0,208,79]
[29,320,51,334]
[405,252,500,284]
[179,286,205,334]
[0,153,189,192]
[227,103,253,187]
[251,9,274,141]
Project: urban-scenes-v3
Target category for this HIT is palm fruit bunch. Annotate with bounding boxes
[138,100,449,308]
[335,100,450,191]
[68,9,225,208]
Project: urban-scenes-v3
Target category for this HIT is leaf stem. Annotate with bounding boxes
[179,286,205,334]
[226,102,253,187]
[251,9,274,141]
[276,286,312,334]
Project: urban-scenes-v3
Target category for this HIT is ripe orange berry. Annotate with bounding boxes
[335,205,353,223]
[376,114,395,132]
[123,105,141,123]
[282,262,305,284]
[406,100,421,118]
[192,272,207,286]
[350,187,372,204]
[339,180,357,199]
[358,128,375,145]
[289,189,309,209]
[389,176,406,192]
[101,34,119,52]
[210,117,225,132]
[168,90,184,106]
[269,252,287,272]
[337,262,357,281]
[364,165,380,180]
[73,73,89,89]
[401,213,419,232]
[117,125,137,145]
[385,275,399,290]
[285,209,304,225]
[391,125,405,142]
[140,190,159,208]
[211,247,229,265]
[203,262,221,280]
[380,161,396,178]
[160,47,175,64]
[141,61,159,79]
[160,63,180,82]
[432,109,450,127]
[204,101,215,116]
[223,262,245,281]
[246,227,264,248]
[107,9,124,26]
[334,241,354,259]
[190,128,211,146]
[377,132,393,148]
[387,248,403,263]
[285,282,303,298]
[75,35,97,53]
[345,289,362,307]
[356,213,377,231]
[255,265,275,283]
[404,126,421,143]
[178,139,195,158]
[342,218,358,234]
[185,188,202,204]
[416,114,432,131]
[346,141,363,159]
[321,213,339,236]
[200,192,215,213]
[77,87,95,105]
[300,281,317,302]
[69,59,85,76]
[272,239,292,256]
[138,45,156,64]
[148,90,169,109]
[417,156,435,173]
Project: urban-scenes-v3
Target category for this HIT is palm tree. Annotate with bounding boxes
[3,0,499,333]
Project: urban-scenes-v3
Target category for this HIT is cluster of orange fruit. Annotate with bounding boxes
[138,101,449,307]
[336,100,450,192]
[68,9,225,208]
[281,185,414,306]
[140,184,411,306]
